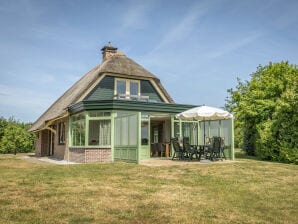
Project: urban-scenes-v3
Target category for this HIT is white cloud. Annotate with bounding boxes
[148,0,213,55]
[206,31,263,59]
[120,0,157,30]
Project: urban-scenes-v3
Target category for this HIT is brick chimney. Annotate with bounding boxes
[101,42,117,61]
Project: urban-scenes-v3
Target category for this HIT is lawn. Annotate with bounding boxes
[0,152,297,224]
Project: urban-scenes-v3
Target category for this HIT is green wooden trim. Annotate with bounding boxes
[137,112,141,163]
[68,100,196,114]
[171,115,175,156]
[231,118,235,160]
[85,113,89,147]
[111,112,115,162]
[68,116,72,162]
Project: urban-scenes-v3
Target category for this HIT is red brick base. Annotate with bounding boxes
[69,148,111,163]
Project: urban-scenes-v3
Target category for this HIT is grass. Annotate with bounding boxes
[0,153,297,224]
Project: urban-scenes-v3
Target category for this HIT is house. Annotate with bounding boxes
[29,44,234,163]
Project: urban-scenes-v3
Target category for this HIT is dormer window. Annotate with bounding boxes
[115,78,140,99]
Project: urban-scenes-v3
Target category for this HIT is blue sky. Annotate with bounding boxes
[0,0,297,122]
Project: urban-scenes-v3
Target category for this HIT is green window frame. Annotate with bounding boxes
[70,111,112,147]
[71,113,86,147]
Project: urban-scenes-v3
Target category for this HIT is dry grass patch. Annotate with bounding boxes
[0,154,297,223]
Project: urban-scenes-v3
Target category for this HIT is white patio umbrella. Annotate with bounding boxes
[176,106,233,145]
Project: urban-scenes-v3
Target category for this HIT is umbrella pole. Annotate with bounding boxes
[203,118,206,145]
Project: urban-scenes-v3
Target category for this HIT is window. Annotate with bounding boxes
[58,122,65,144]
[115,114,138,146]
[116,80,126,95]
[130,82,139,96]
[141,121,149,145]
[70,111,112,147]
[88,120,111,146]
[182,122,198,145]
[115,78,140,99]
[71,113,86,146]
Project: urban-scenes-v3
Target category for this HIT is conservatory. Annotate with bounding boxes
[68,102,234,163]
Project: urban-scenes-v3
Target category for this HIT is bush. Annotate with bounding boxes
[226,62,298,163]
[0,117,34,154]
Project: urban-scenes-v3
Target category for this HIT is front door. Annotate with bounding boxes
[149,116,172,157]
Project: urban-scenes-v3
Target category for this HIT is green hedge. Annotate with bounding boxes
[0,117,35,154]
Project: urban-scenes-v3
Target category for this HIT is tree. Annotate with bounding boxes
[0,116,8,141]
[0,118,34,154]
[226,61,298,163]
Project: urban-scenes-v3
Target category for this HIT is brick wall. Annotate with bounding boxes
[85,149,112,163]
[69,148,112,163]
[52,118,68,160]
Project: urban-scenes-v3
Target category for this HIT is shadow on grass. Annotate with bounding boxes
[235,148,297,165]
[235,148,260,160]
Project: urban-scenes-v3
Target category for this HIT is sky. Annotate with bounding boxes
[0,0,297,122]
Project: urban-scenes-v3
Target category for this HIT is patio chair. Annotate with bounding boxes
[208,136,222,161]
[183,137,199,161]
[204,137,214,160]
[171,137,184,160]
[220,137,226,160]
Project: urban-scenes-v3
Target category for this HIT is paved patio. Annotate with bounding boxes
[22,154,233,166]
[140,158,233,166]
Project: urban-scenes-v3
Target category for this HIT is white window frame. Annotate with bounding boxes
[115,78,140,99]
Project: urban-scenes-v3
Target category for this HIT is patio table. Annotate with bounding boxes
[197,144,212,160]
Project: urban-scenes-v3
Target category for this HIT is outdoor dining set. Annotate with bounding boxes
[171,136,226,161]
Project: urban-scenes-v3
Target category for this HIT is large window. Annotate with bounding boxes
[182,122,198,145]
[115,78,140,99]
[71,113,85,146]
[70,111,111,147]
[58,122,65,145]
[141,121,149,145]
[115,114,138,146]
[88,120,111,146]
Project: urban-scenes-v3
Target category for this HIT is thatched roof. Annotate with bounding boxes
[29,51,174,132]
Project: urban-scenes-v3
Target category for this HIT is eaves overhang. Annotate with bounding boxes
[68,100,198,114]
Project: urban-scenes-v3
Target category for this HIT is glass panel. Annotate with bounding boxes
[141,121,149,145]
[210,121,219,137]
[72,119,85,146]
[89,120,100,145]
[117,80,126,95]
[221,119,232,146]
[121,117,128,145]
[129,115,137,146]
[182,122,198,145]
[115,118,121,146]
[174,122,180,138]
[58,122,65,144]
[89,111,111,117]
[99,120,111,145]
[199,121,205,144]
[103,112,111,116]
[130,82,139,96]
